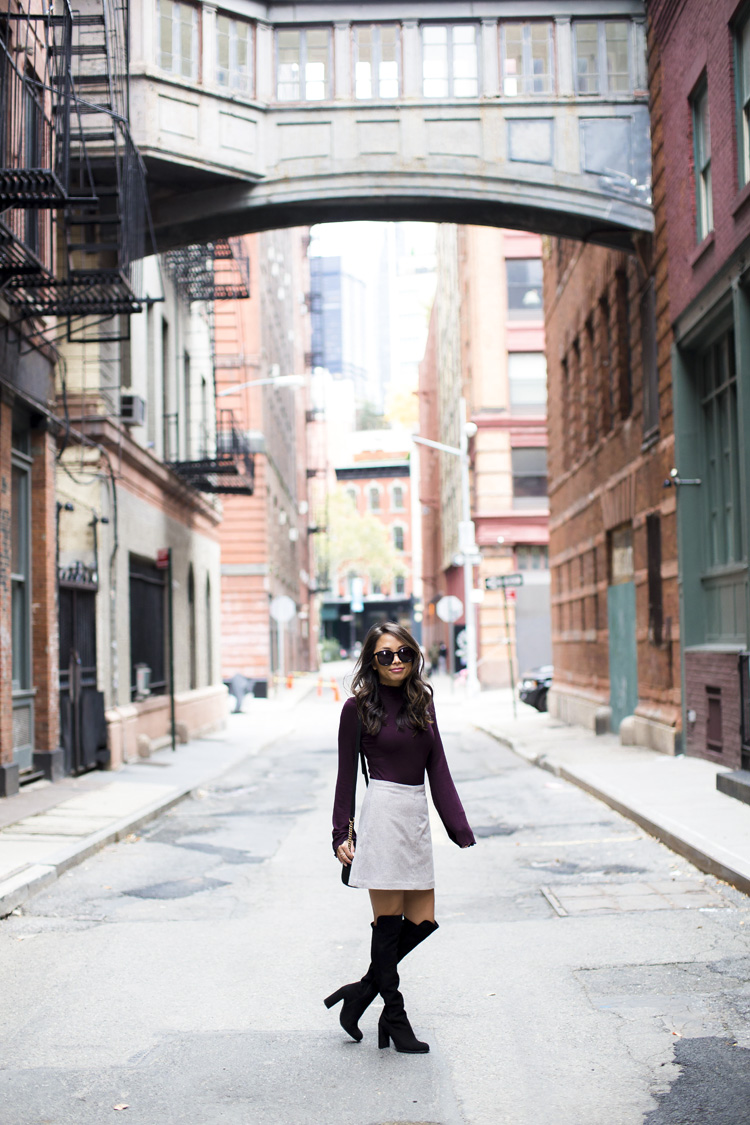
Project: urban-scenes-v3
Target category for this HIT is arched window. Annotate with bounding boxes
[368,486,381,511]
[393,525,404,551]
[391,484,404,511]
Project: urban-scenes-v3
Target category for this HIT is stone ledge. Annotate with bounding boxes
[716,770,750,807]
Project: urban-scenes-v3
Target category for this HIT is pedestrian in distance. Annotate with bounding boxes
[325,621,475,1053]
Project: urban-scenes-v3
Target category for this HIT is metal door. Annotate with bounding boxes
[59,573,108,774]
[607,581,639,733]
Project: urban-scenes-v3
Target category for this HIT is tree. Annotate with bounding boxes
[316,491,402,592]
[355,401,389,431]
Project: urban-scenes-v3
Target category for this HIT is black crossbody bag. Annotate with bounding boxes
[341,714,369,886]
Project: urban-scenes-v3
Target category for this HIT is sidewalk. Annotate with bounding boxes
[466,685,750,898]
[0,674,318,918]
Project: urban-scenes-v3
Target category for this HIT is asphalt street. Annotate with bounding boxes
[2,693,750,1125]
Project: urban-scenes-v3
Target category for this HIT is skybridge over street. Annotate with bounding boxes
[126,0,652,251]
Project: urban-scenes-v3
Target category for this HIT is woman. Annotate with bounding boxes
[325,622,475,1054]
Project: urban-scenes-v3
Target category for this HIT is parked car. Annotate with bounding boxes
[519,666,553,712]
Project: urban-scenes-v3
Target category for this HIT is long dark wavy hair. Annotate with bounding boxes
[350,622,433,736]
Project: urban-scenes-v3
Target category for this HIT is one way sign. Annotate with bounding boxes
[485,573,524,591]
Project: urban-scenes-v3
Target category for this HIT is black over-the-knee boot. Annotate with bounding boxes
[370,914,429,1053]
[324,918,438,1042]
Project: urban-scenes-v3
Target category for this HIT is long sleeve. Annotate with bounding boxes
[332,698,359,852]
[425,709,475,848]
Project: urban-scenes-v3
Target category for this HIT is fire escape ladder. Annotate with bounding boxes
[163,238,254,495]
[2,0,151,339]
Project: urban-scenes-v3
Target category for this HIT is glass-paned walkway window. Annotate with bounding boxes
[276,28,330,101]
[501,23,553,96]
[699,328,744,569]
[692,79,713,241]
[216,14,252,93]
[422,25,478,98]
[508,352,547,415]
[574,21,631,95]
[158,0,199,80]
[736,14,750,187]
[354,25,399,98]
[506,258,543,318]
[511,447,548,510]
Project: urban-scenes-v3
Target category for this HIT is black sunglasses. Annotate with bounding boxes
[374,646,416,667]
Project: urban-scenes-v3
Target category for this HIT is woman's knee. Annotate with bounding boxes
[403,889,435,924]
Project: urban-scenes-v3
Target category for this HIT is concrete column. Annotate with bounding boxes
[556,18,574,98]
[256,22,274,103]
[401,20,421,99]
[333,22,350,99]
[0,392,17,795]
[30,422,63,780]
[203,5,217,87]
[633,19,648,93]
[481,19,499,98]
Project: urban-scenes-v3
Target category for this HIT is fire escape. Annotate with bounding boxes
[0,0,149,342]
[163,238,256,496]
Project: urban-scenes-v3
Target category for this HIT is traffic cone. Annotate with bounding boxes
[331,678,340,702]
[286,673,293,690]
[317,677,323,697]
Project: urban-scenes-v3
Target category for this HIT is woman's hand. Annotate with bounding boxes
[337,841,355,866]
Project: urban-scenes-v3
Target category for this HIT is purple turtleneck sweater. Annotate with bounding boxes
[332,684,475,852]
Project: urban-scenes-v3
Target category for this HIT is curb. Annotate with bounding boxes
[474,720,750,900]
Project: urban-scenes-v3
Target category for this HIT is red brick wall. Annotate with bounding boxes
[651,0,750,322]
[0,398,12,764]
[684,650,742,767]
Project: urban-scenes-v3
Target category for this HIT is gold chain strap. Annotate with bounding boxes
[346,817,355,846]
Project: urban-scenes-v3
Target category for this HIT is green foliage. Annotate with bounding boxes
[316,491,402,589]
[319,637,341,662]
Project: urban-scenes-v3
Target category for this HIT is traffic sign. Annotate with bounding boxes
[485,573,524,591]
[435,595,463,623]
[270,595,296,622]
[156,548,170,570]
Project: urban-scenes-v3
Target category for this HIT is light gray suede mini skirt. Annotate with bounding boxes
[347,778,435,890]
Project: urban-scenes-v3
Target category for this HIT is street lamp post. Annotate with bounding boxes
[412,398,479,694]
[216,374,306,397]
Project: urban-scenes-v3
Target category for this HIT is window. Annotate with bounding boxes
[217,14,252,93]
[609,524,634,584]
[706,686,723,752]
[158,0,199,79]
[574,21,631,95]
[276,28,330,101]
[699,328,743,568]
[393,525,405,551]
[368,486,380,511]
[511,448,548,510]
[508,352,547,415]
[371,577,382,595]
[394,574,406,595]
[355,25,399,98]
[11,431,31,694]
[506,258,543,318]
[692,79,713,241]
[736,14,750,187]
[187,565,196,690]
[641,278,659,441]
[345,487,358,507]
[516,545,549,570]
[422,25,478,98]
[129,557,166,698]
[646,513,663,646]
[501,23,553,96]
[391,484,404,510]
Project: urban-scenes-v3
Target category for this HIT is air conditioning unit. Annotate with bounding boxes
[135,663,151,698]
[121,394,146,427]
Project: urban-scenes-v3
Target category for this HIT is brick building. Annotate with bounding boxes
[542,236,678,750]
[217,229,316,695]
[420,225,550,686]
[647,0,750,773]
